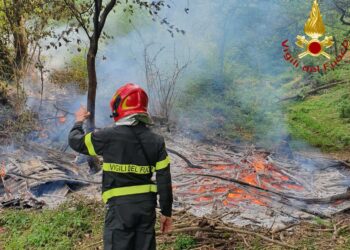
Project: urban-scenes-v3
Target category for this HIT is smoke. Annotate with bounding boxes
[28,0,338,149]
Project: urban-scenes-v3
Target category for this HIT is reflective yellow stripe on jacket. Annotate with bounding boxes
[102,184,157,203]
[103,163,154,174]
[156,156,170,171]
[84,132,97,156]
[103,156,170,174]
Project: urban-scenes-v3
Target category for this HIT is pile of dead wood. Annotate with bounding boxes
[0,142,98,208]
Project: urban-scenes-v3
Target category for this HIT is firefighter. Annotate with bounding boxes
[68,83,173,250]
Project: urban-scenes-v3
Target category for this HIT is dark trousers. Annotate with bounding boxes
[104,200,156,250]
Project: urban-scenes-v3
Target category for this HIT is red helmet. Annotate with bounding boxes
[110,83,149,122]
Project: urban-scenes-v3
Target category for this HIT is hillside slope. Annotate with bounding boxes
[287,83,350,153]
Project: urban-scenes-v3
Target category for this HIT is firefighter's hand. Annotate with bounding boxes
[75,106,90,122]
[160,215,172,234]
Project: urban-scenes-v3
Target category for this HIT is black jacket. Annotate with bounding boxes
[68,122,173,216]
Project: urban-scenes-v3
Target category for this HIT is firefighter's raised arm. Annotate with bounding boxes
[68,106,106,156]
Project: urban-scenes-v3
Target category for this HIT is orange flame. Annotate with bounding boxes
[284,184,304,191]
[195,196,213,202]
[213,187,229,193]
[58,116,66,123]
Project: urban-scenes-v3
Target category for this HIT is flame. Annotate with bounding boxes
[226,189,267,206]
[284,184,304,191]
[213,165,228,171]
[213,164,238,171]
[243,174,258,186]
[58,116,66,123]
[190,186,207,194]
[195,196,213,202]
[227,189,245,199]
[251,159,266,172]
[304,0,325,39]
[213,187,229,193]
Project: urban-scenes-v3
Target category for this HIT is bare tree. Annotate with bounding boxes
[143,44,189,122]
[63,0,183,130]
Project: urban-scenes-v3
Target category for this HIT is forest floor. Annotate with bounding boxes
[0,197,349,250]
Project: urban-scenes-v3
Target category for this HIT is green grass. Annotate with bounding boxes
[0,199,104,250]
[174,234,196,250]
[287,83,350,151]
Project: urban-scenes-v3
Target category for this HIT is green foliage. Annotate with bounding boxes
[178,73,286,146]
[174,234,196,250]
[313,217,332,227]
[50,53,88,93]
[287,84,350,151]
[0,199,104,250]
[339,94,350,119]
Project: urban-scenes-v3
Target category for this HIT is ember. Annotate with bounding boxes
[167,136,350,229]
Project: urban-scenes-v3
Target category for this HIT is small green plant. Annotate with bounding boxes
[174,234,196,250]
[313,217,332,227]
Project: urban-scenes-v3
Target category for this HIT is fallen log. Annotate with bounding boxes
[278,80,349,102]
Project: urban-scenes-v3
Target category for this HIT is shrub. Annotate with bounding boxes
[50,53,88,93]
[174,234,196,250]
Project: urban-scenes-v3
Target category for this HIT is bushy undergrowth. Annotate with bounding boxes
[50,53,88,93]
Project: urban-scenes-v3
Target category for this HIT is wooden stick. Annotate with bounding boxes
[271,223,300,234]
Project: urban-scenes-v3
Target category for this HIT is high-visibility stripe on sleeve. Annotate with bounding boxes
[103,163,153,174]
[84,132,97,156]
[102,184,157,203]
[155,156,170,171]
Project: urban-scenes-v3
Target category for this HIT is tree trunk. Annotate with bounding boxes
[12,0,28,71]
[86,42,98,132]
